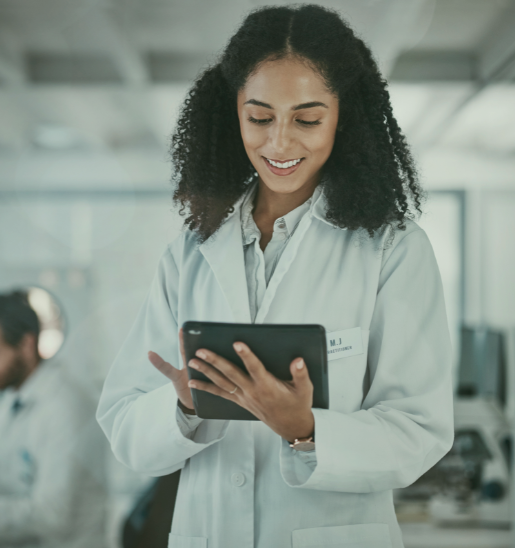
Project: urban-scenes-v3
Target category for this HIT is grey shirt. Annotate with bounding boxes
[240,179,316,322]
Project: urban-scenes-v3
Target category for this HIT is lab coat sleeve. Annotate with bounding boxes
[280,227,454,492]
[96,241,230,476]
[176,404,204,439]
[294,450,317,470]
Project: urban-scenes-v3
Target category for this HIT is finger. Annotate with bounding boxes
[232,342,267,380]
[188,378,239,403]
[148,351,182,382]
[289,358,313,395]
[194,349,251,389]
[188,358,239,394]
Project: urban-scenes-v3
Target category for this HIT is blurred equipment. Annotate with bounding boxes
[26,286,67,360]
[396,325,512,527]
[429,397,511,526]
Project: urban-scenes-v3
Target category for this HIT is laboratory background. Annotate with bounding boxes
[0,0,514,547]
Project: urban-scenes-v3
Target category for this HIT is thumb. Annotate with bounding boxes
[290,358,311,391]
[148,350,183,383]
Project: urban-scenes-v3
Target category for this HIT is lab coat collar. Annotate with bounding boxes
[223,173,345,231]
[199,195,252,323]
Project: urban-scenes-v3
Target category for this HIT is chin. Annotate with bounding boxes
[257,173,306,193]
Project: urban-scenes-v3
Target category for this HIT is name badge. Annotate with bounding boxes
[326,327,363,361]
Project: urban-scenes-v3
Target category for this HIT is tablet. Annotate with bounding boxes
[182,321,329,420]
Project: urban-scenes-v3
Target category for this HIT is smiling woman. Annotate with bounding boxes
[236,58,340,239]
[97,5,454,548]
[238,57,338,192]
[170,3,424,245]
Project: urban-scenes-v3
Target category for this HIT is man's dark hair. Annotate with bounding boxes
[0,290,41,358]
[171,3,425,244]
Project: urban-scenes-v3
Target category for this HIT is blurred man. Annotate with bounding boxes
[0,290,107,548]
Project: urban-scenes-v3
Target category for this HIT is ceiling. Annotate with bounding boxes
[0,0,514,190]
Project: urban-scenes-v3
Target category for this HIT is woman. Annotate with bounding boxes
[97,5,454,548]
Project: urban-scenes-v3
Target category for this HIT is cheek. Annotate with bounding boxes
[240,125,264,153]
[306,129,336,158]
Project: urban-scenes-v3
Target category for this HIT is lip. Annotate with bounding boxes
[262,156,304,177]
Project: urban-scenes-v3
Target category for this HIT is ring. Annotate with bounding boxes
[229,386,238,394]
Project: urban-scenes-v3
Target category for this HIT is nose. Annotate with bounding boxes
[268,118,293,154]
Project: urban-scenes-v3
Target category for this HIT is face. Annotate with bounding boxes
[0,328,31,390]
[237,56,339,197]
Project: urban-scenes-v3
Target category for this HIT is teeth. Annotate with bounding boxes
[267,158,302,169]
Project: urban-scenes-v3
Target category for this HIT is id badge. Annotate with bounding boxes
[326,327,363,361]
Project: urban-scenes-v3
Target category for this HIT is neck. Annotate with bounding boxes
[252,173,320,224]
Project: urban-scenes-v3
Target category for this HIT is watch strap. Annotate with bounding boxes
[289,436,315,451]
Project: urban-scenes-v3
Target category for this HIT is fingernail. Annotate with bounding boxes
[233,343,243,352]
[188,381,197,388]
[296,359,304,370]
[196,350,206,359]
[189,360,199,369]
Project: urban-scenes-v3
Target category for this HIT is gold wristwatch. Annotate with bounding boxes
[289,435,315,452]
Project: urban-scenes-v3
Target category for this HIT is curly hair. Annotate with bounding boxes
[170,3,425,243]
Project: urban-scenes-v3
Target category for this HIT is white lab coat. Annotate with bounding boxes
[97,184,454,548]
[0,358,107,548]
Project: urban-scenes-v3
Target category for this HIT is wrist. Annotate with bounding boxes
[177,399,196,416]
[285,412,315,444]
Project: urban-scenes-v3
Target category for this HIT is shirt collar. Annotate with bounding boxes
[240,180,260,244]
[232,173,345,233]
[240,177,335,245]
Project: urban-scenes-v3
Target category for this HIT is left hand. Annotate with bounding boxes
[188,342,315,443]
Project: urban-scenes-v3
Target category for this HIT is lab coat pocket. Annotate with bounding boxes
[292,523,392,548]
[328,328,370,414]
[168,533,207,548]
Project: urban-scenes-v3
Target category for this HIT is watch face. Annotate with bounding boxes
[294,441,316,452]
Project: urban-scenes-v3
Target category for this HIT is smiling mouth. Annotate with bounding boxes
[263,156,304,169]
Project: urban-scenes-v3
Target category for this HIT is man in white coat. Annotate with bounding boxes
[0,290,107,548]
[96,177,454,548]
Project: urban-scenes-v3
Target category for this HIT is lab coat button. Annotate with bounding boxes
[231,472,246,487]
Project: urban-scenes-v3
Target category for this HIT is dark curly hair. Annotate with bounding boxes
[170,3,425,243]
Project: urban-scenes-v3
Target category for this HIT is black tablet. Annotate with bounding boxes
[182,321,329,420]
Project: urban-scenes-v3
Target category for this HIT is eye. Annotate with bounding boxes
[248,116,272,125]
[297,120,321,126]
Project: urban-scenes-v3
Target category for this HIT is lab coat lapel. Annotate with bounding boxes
[199,199,252,324]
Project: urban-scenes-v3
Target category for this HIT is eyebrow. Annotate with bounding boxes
[243,99,329,111]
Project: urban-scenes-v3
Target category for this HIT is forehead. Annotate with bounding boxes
[238,58,335,105]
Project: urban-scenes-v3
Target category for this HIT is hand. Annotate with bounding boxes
[147,328,195,413]
[187,342,315,442]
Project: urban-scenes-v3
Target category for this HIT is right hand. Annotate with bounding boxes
[148,327,195,412]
